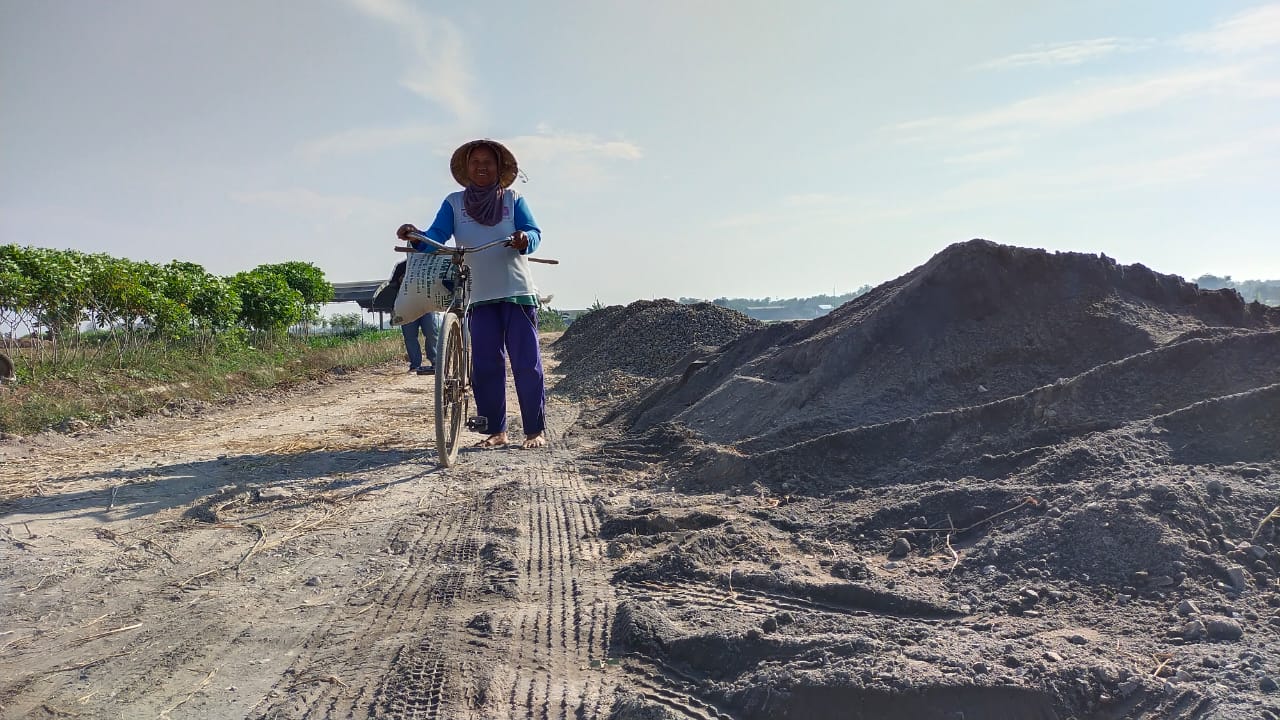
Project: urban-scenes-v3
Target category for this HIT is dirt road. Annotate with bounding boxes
[0,360,634,719]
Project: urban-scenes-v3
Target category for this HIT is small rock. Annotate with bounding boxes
[775,612,794,627]
[1019,587,1040,604]
[1204,616,1244,641]
[304,576,320,587]
[1067,634,1088,645]
[761,617,778,633]
[972,661,991,674]
[1226,565,1250,591]
[1044,651,1063,662]
[1150,575,1175,588]
[1174,670,1195,682]
[1177,599,1201,616]
[1248,545,1270,561]
[889,538,911,558]
[1118,678,1143,697]
[1261,676,1278,693]
[1047,507,1062,519]
[1182,620,1207,641]
[467,612,493,634]
[1003,655,1022,668]
[1132,571,1150,584]
[257,487,295,502]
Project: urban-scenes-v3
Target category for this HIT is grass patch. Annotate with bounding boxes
[0,330,405,435]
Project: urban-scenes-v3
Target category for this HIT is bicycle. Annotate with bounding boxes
[395,232,557,466]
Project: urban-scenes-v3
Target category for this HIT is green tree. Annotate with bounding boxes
[231,269,303,334]
[257,261,332,323]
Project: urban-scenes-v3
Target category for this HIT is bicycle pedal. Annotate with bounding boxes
[466,416,488,433]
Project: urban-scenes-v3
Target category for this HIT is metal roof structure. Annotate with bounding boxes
[331,280,386,311]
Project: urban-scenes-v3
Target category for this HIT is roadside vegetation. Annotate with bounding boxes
[0,246,404,434]
[1194,274,1280,306]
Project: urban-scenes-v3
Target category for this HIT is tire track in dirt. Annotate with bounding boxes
[251,478,483,719]
[489,454,616,719]
[248,403,621,719]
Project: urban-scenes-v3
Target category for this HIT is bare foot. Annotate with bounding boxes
[474,433,508,448]
[522,433,547,449]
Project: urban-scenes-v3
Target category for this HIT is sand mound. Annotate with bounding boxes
[619,240,1277,449]
[583,241,1280,719]
[552,299,762,399]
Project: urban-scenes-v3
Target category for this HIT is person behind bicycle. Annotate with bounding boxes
[396,139,548,449]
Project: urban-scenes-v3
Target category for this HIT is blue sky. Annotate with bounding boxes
[3,1,1278,308]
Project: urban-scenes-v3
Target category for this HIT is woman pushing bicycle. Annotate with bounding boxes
[396,139,548,450]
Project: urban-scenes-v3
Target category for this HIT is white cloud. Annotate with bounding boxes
[714,125,1280,231]
[343,0,479,123]
[976,38,1151,70]
[504,125,643,186]
[507,125,643,163]
[1181,3,1280,55]
[943,146,1023,165]
[894,64,1261,140]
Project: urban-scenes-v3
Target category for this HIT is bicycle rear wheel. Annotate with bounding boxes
[434,312,469,466]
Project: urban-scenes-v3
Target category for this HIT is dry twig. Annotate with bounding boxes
[73,622,142,646]
[287,671,349,691]
[157,666,217,718]
[944,514,959,574]
[174,567,222,588]
[1252,505,1280,541]
[26,571,59,592]
[39,648,137,676]
[235,524,267,575]
[895,497,1040,536]
[136,537,178,564]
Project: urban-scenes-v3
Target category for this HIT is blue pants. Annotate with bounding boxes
[469,302,545,436]
[401,313,441,370]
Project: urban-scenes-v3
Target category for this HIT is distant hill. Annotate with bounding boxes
[1194,275,1280,306]
[678,287,873,322]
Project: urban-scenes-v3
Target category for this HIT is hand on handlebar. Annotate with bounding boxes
[508,230,529,252]
[397,223,419,241]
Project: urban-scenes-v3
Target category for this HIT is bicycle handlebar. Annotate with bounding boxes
[395,231,559,264]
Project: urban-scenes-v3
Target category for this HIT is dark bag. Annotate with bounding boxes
[370,260,407,313]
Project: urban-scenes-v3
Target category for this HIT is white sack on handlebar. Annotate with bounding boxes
[392,252,457,325]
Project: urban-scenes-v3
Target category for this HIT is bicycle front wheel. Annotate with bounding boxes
[434,312,469,467]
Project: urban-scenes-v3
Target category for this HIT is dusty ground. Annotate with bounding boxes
[4,241,1280,720]
[567,242,1280,720]
[0,344,645,719]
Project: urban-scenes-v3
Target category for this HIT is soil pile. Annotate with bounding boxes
[619,239,1277,450]
[552,299,762,399]
[586,240,1280,720]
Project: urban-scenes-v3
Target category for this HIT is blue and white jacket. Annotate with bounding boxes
[413,189,543,304]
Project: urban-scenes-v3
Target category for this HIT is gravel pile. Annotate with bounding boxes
[583,240,1280,719]
[619,239,1279,448]
[552,299,762,399]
